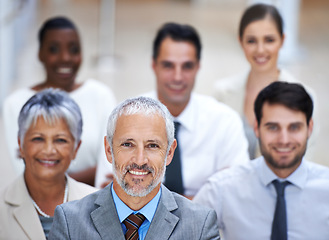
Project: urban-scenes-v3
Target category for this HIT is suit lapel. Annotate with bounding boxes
[6,175,45,240]
[145,185,179,240]
[90,186,125,240]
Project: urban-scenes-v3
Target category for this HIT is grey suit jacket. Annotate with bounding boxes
[49,184,220,239]
[0,174,97,240]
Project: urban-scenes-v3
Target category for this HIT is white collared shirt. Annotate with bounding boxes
[95,91,249,196]
[194,157,329,240]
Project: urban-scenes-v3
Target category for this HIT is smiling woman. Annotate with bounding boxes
[214,3,317,160]
[3,16,116,186]
[0,89,96,239]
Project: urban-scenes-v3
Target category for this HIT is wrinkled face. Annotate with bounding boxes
[105,113,176,197]
[19,117,79,182]
[255,103,312,176]
[240,17,283,73]
[152,37,200,109]
[38,28,82,89]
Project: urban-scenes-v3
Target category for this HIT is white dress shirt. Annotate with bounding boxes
[194,156,329,240]
[95,92,249,196]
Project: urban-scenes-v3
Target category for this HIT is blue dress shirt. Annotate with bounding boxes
[111,185,161,240]
[194,156,329,240]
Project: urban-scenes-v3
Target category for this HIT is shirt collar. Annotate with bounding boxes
[259,156,308,189]
[111,184,161,224]
[172,93,195,132]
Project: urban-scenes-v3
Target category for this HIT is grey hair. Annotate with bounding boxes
[106,96,174,153]
[18,88,82,147]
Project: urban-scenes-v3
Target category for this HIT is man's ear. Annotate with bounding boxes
[307,118,314,138]
[104,136,113,164]
[166,139,177,166]
[254,120,260,138]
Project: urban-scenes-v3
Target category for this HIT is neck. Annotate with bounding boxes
[266,161,302,179]
[113,181,161,211]
[24,172,67,201]
[157,96,189,118]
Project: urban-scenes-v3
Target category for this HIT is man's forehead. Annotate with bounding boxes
[261,103,307,125]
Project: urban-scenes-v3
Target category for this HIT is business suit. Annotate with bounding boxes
[0,174,97,240]
[49,184,220,239]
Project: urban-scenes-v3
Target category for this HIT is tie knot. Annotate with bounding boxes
[272,180,290,196]
[124,213,145,231]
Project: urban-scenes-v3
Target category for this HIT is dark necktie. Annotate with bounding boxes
[164,121,184,194]
[123,213,145,240]
[271,180,290,240]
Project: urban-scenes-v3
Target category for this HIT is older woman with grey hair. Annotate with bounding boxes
[0,89,96,240]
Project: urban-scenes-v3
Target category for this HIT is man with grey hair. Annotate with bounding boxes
[49,96,220,240]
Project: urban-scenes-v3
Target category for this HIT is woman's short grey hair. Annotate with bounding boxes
[106,96,174,153]
[18,88,82,147]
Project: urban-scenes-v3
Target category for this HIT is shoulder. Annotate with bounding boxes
[161,186,215,218]
[304,161,329,179]
[159,187,220,239]
[59,188,103,217]
[3,88,35,110]
[67,177,98,201]
[214,71,248,93]
[76,79,116,97]
[192,93,240,115]
[0,175,27,205]
[208,160,257,187]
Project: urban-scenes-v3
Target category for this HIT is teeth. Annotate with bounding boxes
[276,148,291,152]
[255,57,267,63]
[169,84,183,90]
[129,170,148,176]
[39,159,58,165]
[57,68,72,74]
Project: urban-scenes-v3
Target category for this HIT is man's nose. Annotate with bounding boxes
[174,66,183,81]
[278,130,290,144]
[134,147,148,165]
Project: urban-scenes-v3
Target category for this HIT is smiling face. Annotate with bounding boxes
[255,103,313,178]
[152,37,200,116]
[105,113,176,198]
[240,17,284,73]
[20,117,79,183]
[38,28,82,91]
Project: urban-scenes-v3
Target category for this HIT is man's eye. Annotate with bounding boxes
[289,125,300,131]
[268,125,278,131]
[183,62,195,70]
[148,143,159,148]
[162,63,173,69]
[122,142,132,147]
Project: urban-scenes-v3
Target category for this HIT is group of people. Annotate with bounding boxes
[0,3,328,240]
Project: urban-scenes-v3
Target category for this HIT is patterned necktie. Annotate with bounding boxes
[164,121,184,194]
[271,180,290,240]
[123,213,145,240]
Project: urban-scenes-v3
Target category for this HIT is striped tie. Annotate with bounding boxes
[123,213,145,240]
